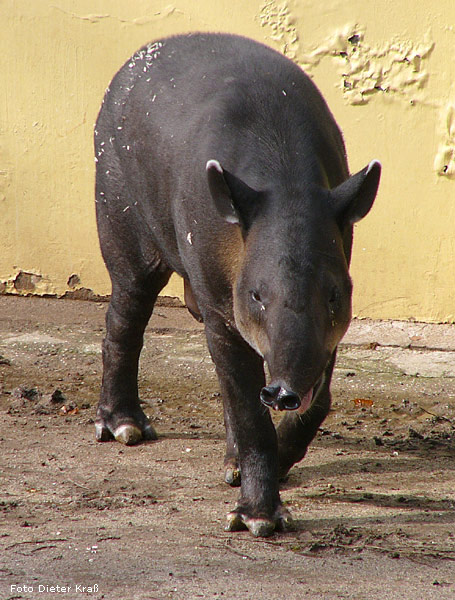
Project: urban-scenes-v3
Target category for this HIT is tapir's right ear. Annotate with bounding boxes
[330,160,381,229]
[206,160,261,230]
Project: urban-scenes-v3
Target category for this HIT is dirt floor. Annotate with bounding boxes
[1,296,455,600]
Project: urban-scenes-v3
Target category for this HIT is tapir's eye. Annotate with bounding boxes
[251,290,262,304]
[251,290,266,312]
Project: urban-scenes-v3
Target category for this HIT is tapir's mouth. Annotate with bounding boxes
[296,388,314,414]
[260,385,314,412]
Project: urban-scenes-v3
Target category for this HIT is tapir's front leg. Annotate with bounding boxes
[204,322,294,537]
[277,352,336,478]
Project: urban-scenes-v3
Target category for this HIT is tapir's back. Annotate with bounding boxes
[95,33,350,281]
[96,33,348,194]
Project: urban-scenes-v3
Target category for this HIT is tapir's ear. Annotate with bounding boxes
[330,160,381,228]
[206,160,260,230]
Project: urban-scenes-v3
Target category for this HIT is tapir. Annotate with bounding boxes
[94,33,381,537]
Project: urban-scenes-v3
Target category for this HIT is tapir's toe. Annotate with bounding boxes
[113,424,143,445]
[141,423,158,440]
[114,423,157,445]
[274,506,295,532]
[95,414,157,445]
[95,422,114,442]
[225,504,295,537]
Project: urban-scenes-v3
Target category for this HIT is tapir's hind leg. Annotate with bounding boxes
[95,162,172,444]
[96,263,171,445]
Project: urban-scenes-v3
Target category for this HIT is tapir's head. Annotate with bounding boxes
[206,159,381,413]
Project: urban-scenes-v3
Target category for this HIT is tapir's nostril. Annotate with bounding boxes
[280,390,301,411]
[260,385,301,411]
[260,385,281,409]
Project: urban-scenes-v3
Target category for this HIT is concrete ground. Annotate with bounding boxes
[0,296,454,600]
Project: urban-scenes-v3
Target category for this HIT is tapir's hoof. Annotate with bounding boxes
[95,420,157,445]
[114,424,154,445]
[225,505,295,537]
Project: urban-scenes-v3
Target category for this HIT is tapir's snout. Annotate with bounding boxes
[260,384,301,411]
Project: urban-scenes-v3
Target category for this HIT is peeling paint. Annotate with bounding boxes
[61,287,108,302]
[63,273,107,301]
[0,271,55,297]
[13,271,43,293]
[434,98,455,178]
[52,9,110,23]
[0,168,11,199]
[299,26,434,106]
[53,5,181,26]
[67,274,81,289]
[258,0,299,59]
[0,270,108,301]
[259,3,434,106]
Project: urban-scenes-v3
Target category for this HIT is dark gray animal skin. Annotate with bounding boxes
[94,33,381,537]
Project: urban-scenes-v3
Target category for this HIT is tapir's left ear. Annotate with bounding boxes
[330,160,381,228]
[206,159,261,230]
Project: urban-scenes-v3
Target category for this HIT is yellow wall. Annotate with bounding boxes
[1,0,454,321]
